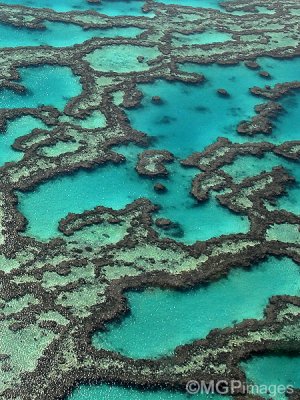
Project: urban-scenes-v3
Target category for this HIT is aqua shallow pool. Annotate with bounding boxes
[126,57,300,157]
[0,116,46,166]
[16,57,300,241]
[93,257,300,358]
[0,0,152,16]
[241,355,300,400]
[0,21,143,48]
[17,144,249,242]
[0,65,81,110]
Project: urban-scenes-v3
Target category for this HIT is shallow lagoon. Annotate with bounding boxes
[0,116,46,166]
[93,257,300,358]
[0,110,106,167]
[172,31,233,47]
[0,65,81,110]
[18,145,249,242]
[0,0,234,13]
[241,355,300,400]
[0,0,152,16]
[16,57,300,241]
[125,57,300,158]
[59,109,107,130]
[85,44,160,73]
[0,22,143,48]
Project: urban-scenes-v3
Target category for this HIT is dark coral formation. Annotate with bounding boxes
[250,81,300,100]
[136,150,175,177]
[154,182,167,192]
[237,101,283,135]
[217,88,230,97]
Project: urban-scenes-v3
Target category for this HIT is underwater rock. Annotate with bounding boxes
[154,182,167,193]
[151,95,163,104]
[122,86,143,109]
[155,218,173,229]
[217,88,230,97]
[137,55,145,63]
[245,60,260,69]
[259,70,271,78]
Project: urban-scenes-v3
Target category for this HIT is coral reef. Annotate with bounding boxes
[136,150,174,177]
[0,0,299,399]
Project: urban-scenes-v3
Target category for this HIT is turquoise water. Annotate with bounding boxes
[173,31,233,46]
[125,57,300,158]
[93,257,300,358]
[0,65,80,171]
[69,384,229,400]
[85,45,160,73]
[17,57,300,240]
[274,92,300,142]
[126,77,257,157]
[0,22,143,48]
[222,153,299,184]
[1,0,152,16]
[241,355,300,399]
[59,110,107,130]
[181,57,300,97]
[0,65,81,110]
[0,0,229,13]
[154,0,265,13]
[18,145,248,241]
[0,116,46,166]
